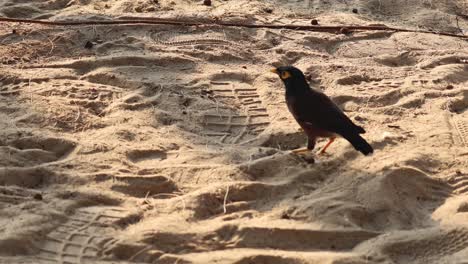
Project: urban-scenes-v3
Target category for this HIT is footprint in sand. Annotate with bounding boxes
[378,228,468,263]
[0,136,75,188]
[450,110,468,147]
[149,30,232,46]
[202,74,271,144]
[2,136,76,167]
[447,172,468,195]
[0,185,42,207]
[35,206,139,264]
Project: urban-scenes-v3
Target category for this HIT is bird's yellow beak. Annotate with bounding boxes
[270,68,278,74]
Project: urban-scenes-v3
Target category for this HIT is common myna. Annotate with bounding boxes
[271,66,373,156]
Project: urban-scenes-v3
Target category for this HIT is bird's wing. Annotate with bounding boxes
[293,90,361,136]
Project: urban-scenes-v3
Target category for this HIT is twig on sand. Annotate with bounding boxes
[223,185,230,214]
[74,106,81,130]
[73,105,81,131]
[247,153,254,171]
[128,245,153,262]
[92,25,98,39]
[34,30,56,55]
[27,78,33,103]
[455,16,465,35]
[143,191,152,206]
[47,36,57,55]
[0,17,467,39]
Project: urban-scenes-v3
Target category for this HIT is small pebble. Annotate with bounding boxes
[33,193,43,200]
[84,41,93,49]
[281,212,291,219]
[203,0,211,6]
[352,8,358,13]
[354,115,366,121]
[446,84,454,90]
[311,19,319,25]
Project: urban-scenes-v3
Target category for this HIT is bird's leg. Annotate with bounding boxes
[291,137,316,154]
[291,148,309,154]
[319,137,335,155]
[307,137,316,150]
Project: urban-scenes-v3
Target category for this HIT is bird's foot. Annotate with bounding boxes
[301,154,315,164]
[290,148,310,155]
[290,148,314,163]
[318,150,332,157]
[317,138,335,156]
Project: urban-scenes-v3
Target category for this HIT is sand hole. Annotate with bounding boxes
[127,149,168,164]
[0,167,54,188]
[336,75,382,85]
[111,176,177,198]
[10,136,76,160]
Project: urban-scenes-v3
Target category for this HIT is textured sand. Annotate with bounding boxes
[0,0,468,263]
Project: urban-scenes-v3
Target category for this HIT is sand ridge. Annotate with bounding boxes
[0,0,467,263]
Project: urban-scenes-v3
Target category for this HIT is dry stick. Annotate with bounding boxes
[0,17,467,39]
[27,78,33,103]
[223,185,230,214]
[455,16,465,35]
[128,245,153,262]
[74,106,81,132]
[456,12,468,21]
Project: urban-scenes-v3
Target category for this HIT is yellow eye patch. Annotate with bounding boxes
[280,71,292,80]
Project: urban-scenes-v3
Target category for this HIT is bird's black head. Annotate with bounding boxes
[271,66,309,94]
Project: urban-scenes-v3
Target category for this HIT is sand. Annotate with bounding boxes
[0,0,467,263]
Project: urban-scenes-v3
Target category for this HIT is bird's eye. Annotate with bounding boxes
[280,71,291,79]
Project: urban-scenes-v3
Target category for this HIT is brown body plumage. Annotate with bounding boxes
[271,66,373,155]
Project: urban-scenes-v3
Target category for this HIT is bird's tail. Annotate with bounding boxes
[344,134,373,155]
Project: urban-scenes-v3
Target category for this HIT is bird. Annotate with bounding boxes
[270,66,373,156]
